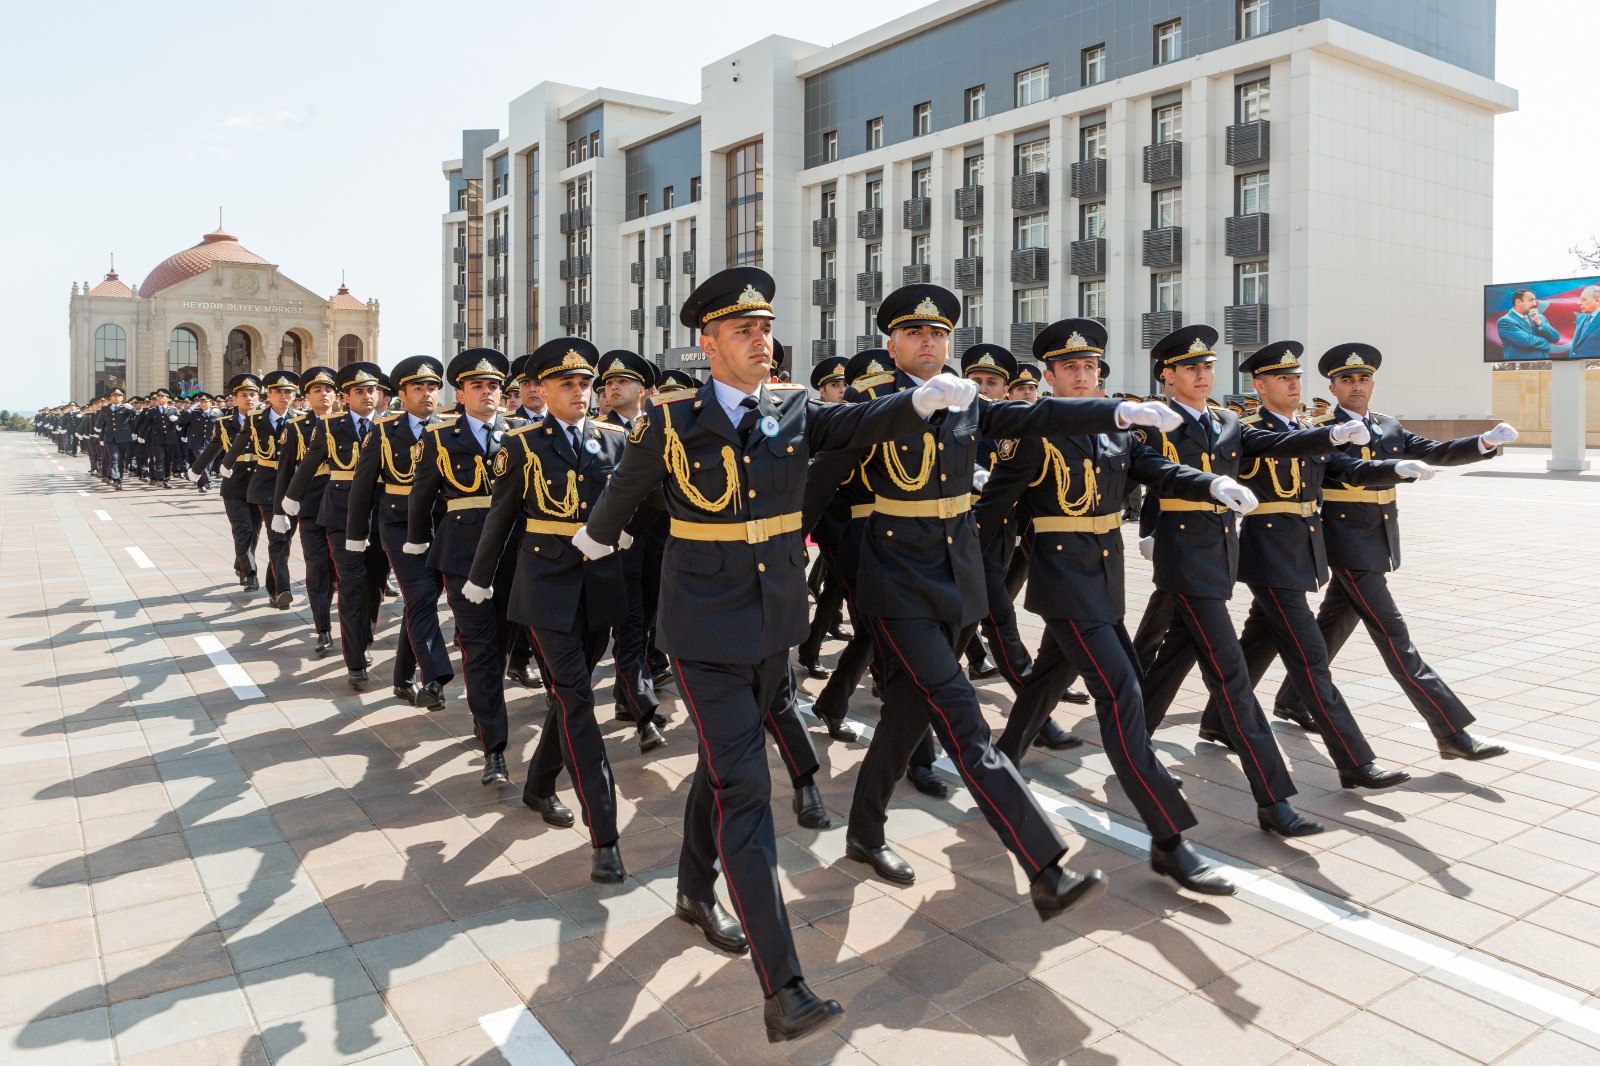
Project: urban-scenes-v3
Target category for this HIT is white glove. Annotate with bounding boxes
[281,497,300,516]
[462,581,493,604]
[971,465,991,492]
[270,515,291,534]
[1328,421,1371,446]
[1481,422,1518,448]
[218,464,232,478]
[344,538,367,553]
[1138,536,1155,561]
[571,526,615,560]
[911,372,978,417]
[1395,460,1434,481]
[402,541,430,555]
[1116,401,1181,434]
[1210,476,1258,514]
[617,531,635,551]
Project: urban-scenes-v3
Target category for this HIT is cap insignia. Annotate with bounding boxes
[1187,338,1210,355]
[914,296,941,317]
[1066,331,1088,350]
[561,350,586,370]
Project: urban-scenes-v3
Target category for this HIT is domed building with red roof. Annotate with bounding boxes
[69,228,381,400]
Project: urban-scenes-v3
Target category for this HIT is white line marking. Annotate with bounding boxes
[1406,721,1600,773]
[195,635,263,700]
[125,546,154,568]
[798,698,1600,1035]
[93,510,111,522]
[78,491,88,497]
[479,1006,573,1066]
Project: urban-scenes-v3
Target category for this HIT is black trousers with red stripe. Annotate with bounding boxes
[796,551,848,665]
[1275,569,1475,740]
[256,504,292,597]
[1200,585,1376,773]
[999,618,1195,843]
[443,573,509,754]
[525,613,616,847]
[609,543,659,724]
[763,663,821,789]
[225,497,260,582]
[1142,594,1297,807]
[676,653,803,998]
[848,616,1068,877]
[326,531,371,672]
[388,550,452,688]
[298,517,334,633]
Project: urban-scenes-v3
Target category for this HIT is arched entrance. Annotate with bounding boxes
[168,326,201,397]
[94,324,127,398]
[278,331,303,373]
[225,328,253,380]
[337,334,363,366]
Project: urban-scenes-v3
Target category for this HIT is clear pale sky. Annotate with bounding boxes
[2,0,1593,412]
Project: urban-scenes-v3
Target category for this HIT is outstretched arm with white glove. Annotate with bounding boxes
[1328,420,1372,446]
[910,372,978,417]
[971,464,991,492]
[1138,536,1155,561]
[1116,400,1182,434]
[401,541,430,555]
[1209,475,1258,514]
[1394,460,1434,481]
[1479,422,1518,452]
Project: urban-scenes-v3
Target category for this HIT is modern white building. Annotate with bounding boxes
[440,0,1514,425]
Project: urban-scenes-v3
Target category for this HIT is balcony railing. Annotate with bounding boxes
[855,335,879,354]
[630,261,644,285]
[1011,247,1048,285]
[812,217,837,247]
[1225,213,1269,258]
[954,184,983,220]
[1142,227,1183,269]
[811,338,836,360]
[1070,159,1107,199]
[452,284,467,304]
[902,197,931,230]
[1011,172,1049,211]
[857,208,883,240]
[1069,238,1106,276]
[654,256,671,280]
[629,308,645,332]
[856,271,882,304]
[901,263,930,286]
[952,326,982,351]
[451,322,466,340]
[654,305,672,329]
[812,277,836,307]
[1225,303,1269,346]
[1141,311,1182,349]
[1142,141,1183,184]
[954,256,983,292]
[452,246,466,265]
[1226,121,1270,167]
[1009,322,1044,352]
[682,250,696,276]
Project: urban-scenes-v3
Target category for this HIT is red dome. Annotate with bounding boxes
[139,228,270,297]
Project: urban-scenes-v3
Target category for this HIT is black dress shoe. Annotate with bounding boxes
[820,712,857,742]
[1060,686,1091,705]
[828,623,853,640]
[613,703,634,723]
[506,664,541,690]
[523,793,575,827]
[764,980,844,1044]
[1272,703,1318,731]
[270,591,292,610]
[1438,730,1508,761]
[638,718,667,754]
[348,669,369,691]
[481,752,509,786]
[652,667,676,689]
[676,893,749,953]
[870,681,881,699]
[1197,727,1235,751]
[590,844,626,884]
[392,682,419,705]
[792,784,830,829]
[384,577,400,597]
[1151,840,1236,895]
[797,657,831,680]
[363,654,373,668]
[313,631,333,657]
[905,765,950,799]
[1034,721,1085,750]
[1030,863,1108,919]
[968,660,1000,680]
[845,837,915,884]
[243,576,259,592]
[1257,800,1324,838]
[1339,762,1412,790]
[416,680,446,711]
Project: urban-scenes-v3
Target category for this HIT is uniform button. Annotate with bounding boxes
[940,474,947,482]
[937,443,945,451]
[1266,522,1273,528]
[1179,523,1186,530]
[1102,549,1110,557]
[885,530,894,537]
[577,475,584,482]
[1056,544,1062,551]
[533,545,540,552]
[693,461,701,469]
[743,456,751,464]
[581,502,588,509]
[1096,467,1102,473]
[947,536,953,544]
[748,490,756,499]
[758,563,766,572]
[786,446,794,453]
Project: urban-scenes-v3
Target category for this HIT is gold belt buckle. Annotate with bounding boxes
[746,517,771,544]
[937,496,960,519]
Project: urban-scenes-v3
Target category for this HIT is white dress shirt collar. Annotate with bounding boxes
[710,377,763,424]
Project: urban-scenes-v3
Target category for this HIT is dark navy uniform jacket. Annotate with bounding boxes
[469,416,629,631]
[223,408,296,508]
[586,379,929,665]
[1234,407,1405,591]
[1320,408,1494,574]
[285,414,370,533]
[194,412,255,501]
[274,415,327,521]
[409,412,524,578]
[976,429,1216,623]
[346,411,444,551]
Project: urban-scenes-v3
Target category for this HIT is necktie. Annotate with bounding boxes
[357,417,369,438]
[736,397,759,443]
[568,425,581,457]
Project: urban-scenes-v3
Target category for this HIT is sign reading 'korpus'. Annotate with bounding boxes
[179,300,306,315]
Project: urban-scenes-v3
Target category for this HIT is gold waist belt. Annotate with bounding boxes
[384,484,412,496]
[1320,488,1396,505]
[670,512,803,544]
[872,494,973,520]
[525,519,581,535]
[1159,499,1227,513]
[327,470,356,482]
[850,503,874,520]
[446,496,492,512]
[1250,500,1319,517]
[255,458,277,469]
[1031,513,1123,534]
[235,452,256,463]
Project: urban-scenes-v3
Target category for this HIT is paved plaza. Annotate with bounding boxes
[3,431,1600,1065]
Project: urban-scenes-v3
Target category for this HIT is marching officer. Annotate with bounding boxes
[194,375,264,587]
[405,349,529,784]
[1270,344,1517,760]
[272,367,341,657]
[495,355,544,692]
[347,355,453,708]
[98,386,137,490]
[793,355,856,692]
[221,369,301,607]
[138,388,184,487]
[1190,341,1424,790]
[283,362,385,689]
[1134,325,1376,836]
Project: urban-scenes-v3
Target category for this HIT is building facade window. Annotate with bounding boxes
[1236,261,1269,304]
[1154,187,1183,228]
[964,294,983,330]
[1015,64,1049,107]
[1238,79,1271,123]
[1082,45,1106,85]
[1153,271,1181,312]
[865,243,882,273]
[964,224,984,257]
[278,331,302,372]
[491,154,509,199]
[526,146,539,351]
[1015,138,1048,175]
[821,249,836,278]
[822,189,837,217]
[1014,287,1047,322]
[823,131,838,161]
[338,334,362,366]
[224,328,252,379]
[911,233,930,264]
[1156,19,1183,64]
[1014,212,1048,249]
[1239,0,1270,39]
[913,102,932,136]
[965,85,986,122]
[866,178,883,209]
[663,185,675,209]
[1081,122,1107,160]
[1079,280,1106,320]
[866,117,884,150]
[1154,103,1184,144]
[913,167,932,198]
[1238,171,1269,215]
[821,309,836,340]
[1080,202,1105,240]
[168,327,198,396]
[964,154,985,186]
[689,176,702,202]
[725,139,764,267]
